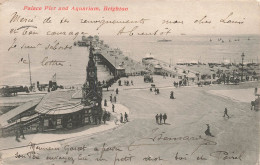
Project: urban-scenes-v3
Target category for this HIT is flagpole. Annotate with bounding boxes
[28,54,32,88]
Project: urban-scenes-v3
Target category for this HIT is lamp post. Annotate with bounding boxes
[241,52,245,82]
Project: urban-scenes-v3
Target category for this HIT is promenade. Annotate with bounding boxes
[1,75,259,165]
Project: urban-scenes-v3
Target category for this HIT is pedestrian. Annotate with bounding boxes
[110,94,112,102]
[114,96,117,103]
[112,104,115,112]
[157,88,160,94]
[120,113,123,123]
[163,113,167,124]
[20,126,25,139]
[170,91,174,99]
[103,111,107,124]
[107,112,111,121]
[15,128,19,141]
[104,99,107,106]
[131,80,133,85]
[205,124,214,137]
[124,112,128,122]
[223,108,230,118]
[116,88,119,94]
[155,114,159,124]
[150,87,152,92]
[159,113,162,124]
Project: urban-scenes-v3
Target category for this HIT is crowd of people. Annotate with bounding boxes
[118,79,134,86]
[155,113,167,124]
[103,85,130,126]
[102,110,111,124]
[150,87,160,95]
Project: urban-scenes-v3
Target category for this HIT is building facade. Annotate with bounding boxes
[1,44,104,136]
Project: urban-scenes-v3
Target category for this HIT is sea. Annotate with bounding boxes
[0,35,259,86]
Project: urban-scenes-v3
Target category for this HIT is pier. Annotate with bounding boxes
[94,45,144,77]
[77,36,145,78]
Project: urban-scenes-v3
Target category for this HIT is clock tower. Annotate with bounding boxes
[82,42,103,124]
[86,44,98,89]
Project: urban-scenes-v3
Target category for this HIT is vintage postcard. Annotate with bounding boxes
[0,0,259,164]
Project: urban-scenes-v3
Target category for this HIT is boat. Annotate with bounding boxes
[157,38,172,42]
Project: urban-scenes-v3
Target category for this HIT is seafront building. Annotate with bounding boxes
[0,44,103,136]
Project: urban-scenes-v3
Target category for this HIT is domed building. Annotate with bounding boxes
[0,43,104,136]
[35,43,103,131]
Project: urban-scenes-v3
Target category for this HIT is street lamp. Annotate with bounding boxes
[241,52,245,82]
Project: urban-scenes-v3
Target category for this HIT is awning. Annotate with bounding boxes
[1,114,39,129]
[0,98,41,126]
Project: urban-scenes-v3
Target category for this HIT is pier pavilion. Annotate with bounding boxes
[0,44,103,136]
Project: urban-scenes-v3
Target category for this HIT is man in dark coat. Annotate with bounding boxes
[124,112,128,122]
[155,114,159,124]
[120,113,123,123]
[170,91,174,99]
[116,88,119,94]
[103,112,107,124]
[110,94,112,102]
[223,108,230,118]
[159,113,163,124]
[20,126,25,139]
[114,96,117,103]
[104,99,107,106]
[163,113,167,124]
[112,104,115,112]
[205,124,214,137]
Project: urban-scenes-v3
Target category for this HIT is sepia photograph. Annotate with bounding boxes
[0,0,259,164]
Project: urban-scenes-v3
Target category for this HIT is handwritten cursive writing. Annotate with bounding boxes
[220,12,245,24]
[9,12,35,23]
[41,57,66,66]
[80,18,149,30]
[210,151,245,161]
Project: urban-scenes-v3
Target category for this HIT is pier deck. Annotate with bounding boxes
[95,45,145,77]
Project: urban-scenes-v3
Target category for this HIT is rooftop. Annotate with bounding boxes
[35,90,86,115]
